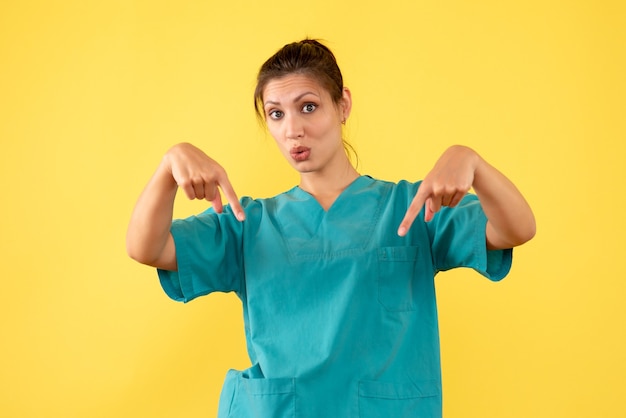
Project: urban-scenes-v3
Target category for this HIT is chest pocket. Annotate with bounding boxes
[377,246,420,312]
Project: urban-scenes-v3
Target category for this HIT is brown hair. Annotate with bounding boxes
[254,39,344,121]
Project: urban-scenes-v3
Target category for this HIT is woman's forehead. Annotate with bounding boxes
[263,74,328,103]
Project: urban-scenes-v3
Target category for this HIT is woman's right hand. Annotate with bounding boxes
[127,143,244,270]
[164,143,245,220]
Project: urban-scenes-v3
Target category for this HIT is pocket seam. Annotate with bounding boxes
[240,376,296,396]
[358,379,440,399]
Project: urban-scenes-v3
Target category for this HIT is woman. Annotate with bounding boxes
[127,39,535,418]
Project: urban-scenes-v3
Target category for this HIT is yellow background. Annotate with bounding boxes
[1,0,624,417]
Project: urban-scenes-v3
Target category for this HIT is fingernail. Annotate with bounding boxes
[397,226,406,236]
[236,212,245,221]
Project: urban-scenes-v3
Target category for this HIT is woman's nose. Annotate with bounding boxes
[285,114,304,139]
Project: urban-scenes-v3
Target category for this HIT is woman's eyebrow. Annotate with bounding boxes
[264,91,320,107]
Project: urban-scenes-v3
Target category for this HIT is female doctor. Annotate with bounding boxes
[127,39,536,418]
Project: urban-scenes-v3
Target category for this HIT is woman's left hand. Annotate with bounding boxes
[398,145,478,235]
[397,145,535,250]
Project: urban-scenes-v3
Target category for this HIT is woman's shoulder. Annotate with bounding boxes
[237,185,301,218]
[246,184,300,206]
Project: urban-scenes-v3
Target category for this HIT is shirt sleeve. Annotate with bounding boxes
[427,194,512,281]
[157,201,247,303]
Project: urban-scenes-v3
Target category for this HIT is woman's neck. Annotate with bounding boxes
[299,163,360,211]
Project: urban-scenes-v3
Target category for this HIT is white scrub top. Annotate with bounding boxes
[158,175,512,418]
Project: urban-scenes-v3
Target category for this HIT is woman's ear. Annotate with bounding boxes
[341,87,352,122]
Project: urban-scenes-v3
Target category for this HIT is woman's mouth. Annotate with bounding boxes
[290,146,311,162]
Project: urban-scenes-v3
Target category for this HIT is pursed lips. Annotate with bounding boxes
[290,146,311,162]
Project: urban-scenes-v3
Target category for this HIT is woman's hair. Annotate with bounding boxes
[254,39,344,121]
[254,39,358,166]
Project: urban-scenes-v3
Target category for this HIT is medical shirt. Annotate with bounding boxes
[157,175,512,418]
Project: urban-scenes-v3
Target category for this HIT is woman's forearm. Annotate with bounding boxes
[126,159,178,270]
[472,155,536,249]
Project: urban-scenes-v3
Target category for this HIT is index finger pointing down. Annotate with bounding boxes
[219,175,245,221]
[397,188,427,236]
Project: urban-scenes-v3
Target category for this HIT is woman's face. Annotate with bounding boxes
[262,74,351,176]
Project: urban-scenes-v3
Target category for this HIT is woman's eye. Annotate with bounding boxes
[269,110,283,120]
[302,103,317,113]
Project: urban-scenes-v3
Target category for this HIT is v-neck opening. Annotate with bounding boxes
[275,175,385,260]
[293,175,373,213]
